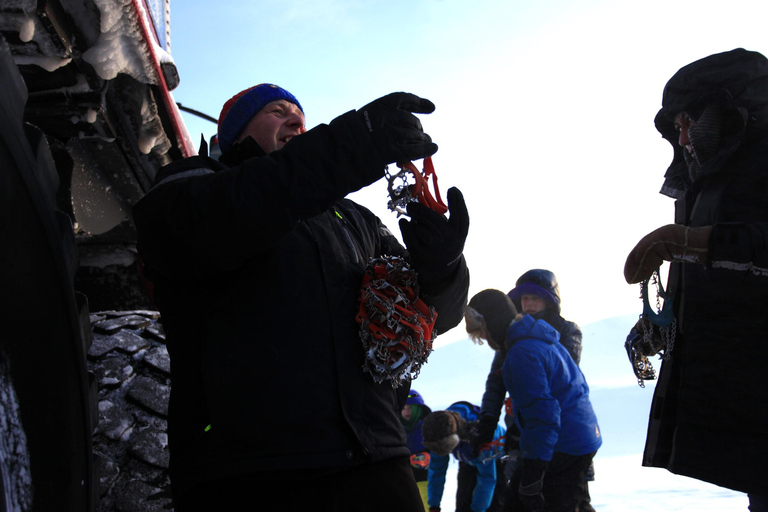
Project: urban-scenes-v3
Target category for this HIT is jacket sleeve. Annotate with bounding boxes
[418,257,470,335]
[709,222,768,281]
[427,453,450,508]
[480,350,507,421]
[133,110,383,280]
[559,320,583,365]
[505,344,560,461]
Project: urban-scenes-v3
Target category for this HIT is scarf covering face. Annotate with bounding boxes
[654,48,768,198]
[685,101,724,182]
[401,404,425,431]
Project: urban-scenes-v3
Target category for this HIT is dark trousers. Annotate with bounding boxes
[750,494,768,512]
[504,452,596,512]
[173,455,425,512]
[456,460,506,512]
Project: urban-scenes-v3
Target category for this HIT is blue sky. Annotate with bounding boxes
[165,0,768,341]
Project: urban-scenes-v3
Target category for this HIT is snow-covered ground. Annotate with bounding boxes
[414,314,749,512]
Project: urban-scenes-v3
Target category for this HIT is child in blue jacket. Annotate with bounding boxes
[421,401,506,512]
[466,289,601,511]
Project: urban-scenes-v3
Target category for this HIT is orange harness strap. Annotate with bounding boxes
[387,157,449,215]
[398,157,448,214]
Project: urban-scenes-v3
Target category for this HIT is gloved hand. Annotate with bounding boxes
[518,458,548,512]
[399,187,469,284]
[357,92,438,166]
[470,414,498,458]
[624,224,712,284]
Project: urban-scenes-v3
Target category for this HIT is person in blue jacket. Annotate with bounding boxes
[421,401,506,512]
[401,390,433,511]
[466,290,601,512]
[467,272,585,481]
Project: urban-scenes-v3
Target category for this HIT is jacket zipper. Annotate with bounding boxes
[334,208,360,264]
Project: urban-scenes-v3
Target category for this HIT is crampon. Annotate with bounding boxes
[625,267,676,387]
[356,256,437,387]
[355,157,449,386]
[386,156,448,216]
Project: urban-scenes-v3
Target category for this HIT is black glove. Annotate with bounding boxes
[518,458,548,512]
[357,92,438,166]
[470,414,498,458]
[399,187,469,284]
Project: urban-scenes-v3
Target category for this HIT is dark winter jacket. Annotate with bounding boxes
[644,48,768,494]
[501,316,601,461]
[427,402,505,512]
[132,110,469,495]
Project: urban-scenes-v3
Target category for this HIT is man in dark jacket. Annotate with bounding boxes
[624,49,768,509]
[133,84,470,511]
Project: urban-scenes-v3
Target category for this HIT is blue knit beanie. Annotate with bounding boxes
[217,84,303,154]
[406,389,426,406]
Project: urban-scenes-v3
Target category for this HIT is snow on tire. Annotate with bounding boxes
[88,310,173,512]
[0,351,33,512]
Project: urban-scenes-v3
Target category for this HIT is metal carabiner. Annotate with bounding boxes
[641,269,675,328]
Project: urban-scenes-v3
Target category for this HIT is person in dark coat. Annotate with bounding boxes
[401,389,433,510]
[133,84,470,511]
[624,48,768,509]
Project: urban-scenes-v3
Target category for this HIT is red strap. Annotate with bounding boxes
[505,397,514,417]
[480,436,506,452]
[399,157,448,215]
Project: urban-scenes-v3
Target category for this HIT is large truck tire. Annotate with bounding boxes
[87,311,173,512]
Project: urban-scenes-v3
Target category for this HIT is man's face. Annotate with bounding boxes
[674,111,696,158]
[521,294,547,315]
[236,99,306,154]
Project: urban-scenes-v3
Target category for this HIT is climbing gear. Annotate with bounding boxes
[410,452,431,470]
[625,267,677,387]
[504,397,514,418]
[356,159,448,385]
[478,436,507,463]
[356,255,437,387]
[386,157,448,216]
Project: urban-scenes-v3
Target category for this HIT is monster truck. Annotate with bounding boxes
[0,0,194,510]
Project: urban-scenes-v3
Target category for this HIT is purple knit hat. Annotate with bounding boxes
[217,83,303,154]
